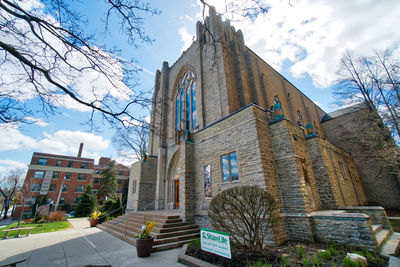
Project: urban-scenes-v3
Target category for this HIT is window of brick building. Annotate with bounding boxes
[73,197,79,204]
[33,171,45,178]
[38,158,48,165]
[94,178,100,184]
[49,184,56,192]
[56,160,62,167]
[75,185,84,192]
[62,184,69,192]
[93,189,99,194]
[68,161,73,168]
[78,174,87,180]
[31,184,41,191]
[26,197,36,205]
[52,171,59,179]
[65,173,71,180]
[60,197,65,205]
[117,170,123,175]
[221,152,239,183]
[117,179,122,185]
[80,163,89,169]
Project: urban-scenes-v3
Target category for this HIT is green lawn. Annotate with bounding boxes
[0,221,71,239]
[390,219,400,232]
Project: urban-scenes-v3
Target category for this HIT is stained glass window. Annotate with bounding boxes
[175,70,196,132]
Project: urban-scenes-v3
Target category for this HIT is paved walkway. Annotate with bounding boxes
[0,218,185,267]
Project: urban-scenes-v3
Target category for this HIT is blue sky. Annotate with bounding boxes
[1,0,399,177]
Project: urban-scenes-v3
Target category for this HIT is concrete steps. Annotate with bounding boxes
[373,224,400,257]
[97,211,200,251]
[376,229,392,249]
[380,232,400,257]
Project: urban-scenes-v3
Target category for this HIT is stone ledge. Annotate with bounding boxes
[178,244,216,267]
[344,206,385,211]
[311,212,369,220]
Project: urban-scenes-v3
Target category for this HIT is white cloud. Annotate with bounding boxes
[114,151,139,167]
[178,27,194,51]
[24,117,49,127]
[0,125,109,156]
[0,125,39,151]
[39,130,110,156]
[0,159,28,175]
[202,0,400,88]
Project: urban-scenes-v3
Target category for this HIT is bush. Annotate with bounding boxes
[208,185,278,251]
[100,197,122,217]
[47,211,66,221]
[33,215,45,224]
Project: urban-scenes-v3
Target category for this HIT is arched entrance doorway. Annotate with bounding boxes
[167,151,181,209]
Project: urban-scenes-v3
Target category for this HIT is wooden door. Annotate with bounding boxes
[174,180,180,209]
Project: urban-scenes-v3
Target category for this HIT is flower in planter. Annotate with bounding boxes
[90,210,102,219]
[136,220,157,239]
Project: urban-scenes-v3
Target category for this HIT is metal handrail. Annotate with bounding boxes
[98,203,127,220]
[102,200,157,237]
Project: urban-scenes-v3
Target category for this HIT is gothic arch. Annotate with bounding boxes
[166,149,181,209]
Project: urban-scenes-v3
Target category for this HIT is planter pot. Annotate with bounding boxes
[136,237,154,257]
[89,218,98,227]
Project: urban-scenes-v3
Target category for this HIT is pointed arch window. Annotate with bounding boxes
[175,70,196,132]
[297,111,304,127]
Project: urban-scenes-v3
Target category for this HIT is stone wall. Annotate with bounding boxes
[344,206,392,230]
[306,137,368,209]
[311,212,378,252]
[190,105,287,245]
[126,157,157,212]
[322,104,400,209]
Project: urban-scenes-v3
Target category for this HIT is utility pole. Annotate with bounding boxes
[54,176,66,211]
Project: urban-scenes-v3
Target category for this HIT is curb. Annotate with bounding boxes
[178,244,216,267]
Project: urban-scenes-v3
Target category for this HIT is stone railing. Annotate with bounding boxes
[344,206,392,230]
[310,211,378,252]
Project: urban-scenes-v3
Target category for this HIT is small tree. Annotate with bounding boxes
[0,169,24,219]
[208,185,279,251]
[99,160,118,202]
[74,184,97,217]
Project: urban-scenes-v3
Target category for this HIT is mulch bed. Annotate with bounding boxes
[186,242,389,266]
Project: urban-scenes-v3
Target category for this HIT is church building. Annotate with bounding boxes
[125,8,400,248]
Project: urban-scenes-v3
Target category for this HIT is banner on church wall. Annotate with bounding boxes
[204,165,212,198]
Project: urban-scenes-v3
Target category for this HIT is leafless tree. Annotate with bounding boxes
[208,185,279,251]
[199,0,270,22]
[336,50,400,140]
[112,121,149,161]
[0,168,24,219]
[0,0,159,129]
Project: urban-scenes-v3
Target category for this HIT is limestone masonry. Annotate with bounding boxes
[126,8,400,249]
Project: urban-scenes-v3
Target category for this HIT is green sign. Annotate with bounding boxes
[200,228,231,259]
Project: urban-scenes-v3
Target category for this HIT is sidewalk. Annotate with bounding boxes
[0,218,185,267]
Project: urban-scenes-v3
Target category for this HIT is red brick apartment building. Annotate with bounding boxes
[13,144,130,219]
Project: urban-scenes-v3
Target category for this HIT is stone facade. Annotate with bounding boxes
[127,8,399,249]
[322,104,400,209]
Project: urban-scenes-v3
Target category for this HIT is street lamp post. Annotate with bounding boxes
[54,176,66,211]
